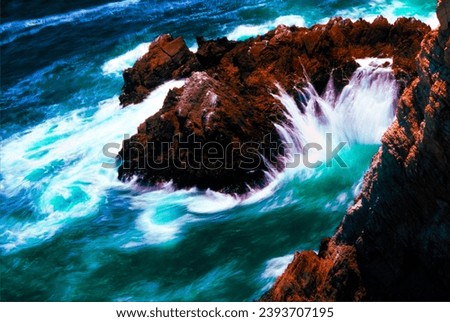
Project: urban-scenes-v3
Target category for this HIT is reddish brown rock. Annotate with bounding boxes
[263,241,366,301]
[118,72,283,193]
[119,34,200,106]
[262,27,450,301]
[121,17,430,108]
[118,17,430,193]
[195,36,237,69]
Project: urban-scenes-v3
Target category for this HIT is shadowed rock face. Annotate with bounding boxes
[437,0,450,30]
[118,17,430,193]
[262,25,450,301]
[118,72,283,194]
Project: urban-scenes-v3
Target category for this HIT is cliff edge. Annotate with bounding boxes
[262,12,450,301]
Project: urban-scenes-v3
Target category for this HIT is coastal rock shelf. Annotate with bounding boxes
[118,17,430,193]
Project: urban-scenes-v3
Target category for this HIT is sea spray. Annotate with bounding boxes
[273,57,398,168]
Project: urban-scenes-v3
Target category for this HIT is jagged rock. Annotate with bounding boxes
[262,26,450,301]
[118,17,430,193]
[121,17,430,107]
[119,34,200,106]
[118,72,283,193]
[195,36,237,69]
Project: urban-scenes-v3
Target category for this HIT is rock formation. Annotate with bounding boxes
[118,71,282,193]
[262,19,450,301]
[120,34,200,106]
[118,17,430,193]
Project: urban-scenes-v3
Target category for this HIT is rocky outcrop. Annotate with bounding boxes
[118,72,282,193]
[262,25,450,301]
[120,34,200,106]
[118,17,430,193]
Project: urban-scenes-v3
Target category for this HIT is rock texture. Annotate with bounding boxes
[120,34,200,106]
[438,0,450,30]
[118,17,430,193]
[119,72,281,193]
[262,25,450,301]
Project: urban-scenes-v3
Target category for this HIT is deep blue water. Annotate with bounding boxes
[0,0,436,301]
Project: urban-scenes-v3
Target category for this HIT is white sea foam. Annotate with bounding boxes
[325,192,351,211]
[227,15,306,41]
[0,0,142,45]
[274,57,398,164]
[0,80,184,251]
[130,209,194,246]
[355,57,392,68]
[421,12,440,29]
[185,190,240,214]
[240,172,284,206]
[102,42,151,75]
[262,254,294,279]
[102,39,200,77]
[119,177,289,248]
[122,187,216,247]
[255,56,398,193]
[188,44,199,53]
[0,54,401,252]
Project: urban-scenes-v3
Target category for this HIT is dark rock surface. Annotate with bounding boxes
[118,72,282,193]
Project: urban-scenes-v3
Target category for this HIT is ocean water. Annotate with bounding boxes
[0,0,436,301]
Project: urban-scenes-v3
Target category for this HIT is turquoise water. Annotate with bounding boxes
[0,1,436,301]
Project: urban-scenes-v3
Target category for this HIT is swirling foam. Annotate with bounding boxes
[0,80,184,251]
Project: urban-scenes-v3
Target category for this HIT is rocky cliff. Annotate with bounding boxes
[262,21,450,301]
[118,17,429,193]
